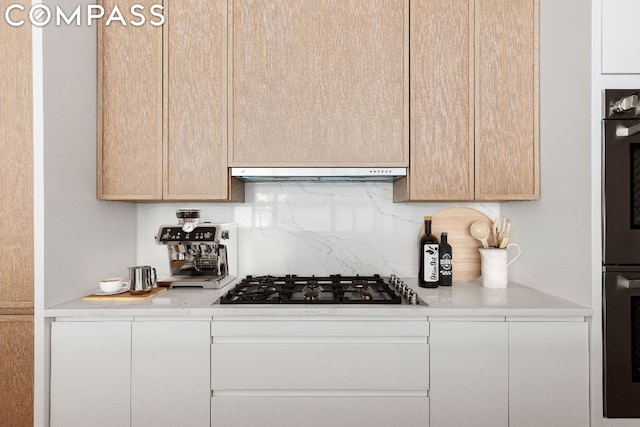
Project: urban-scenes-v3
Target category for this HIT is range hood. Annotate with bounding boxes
[231,167,406,182]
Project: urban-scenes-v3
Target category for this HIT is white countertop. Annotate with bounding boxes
[44,278,591,319]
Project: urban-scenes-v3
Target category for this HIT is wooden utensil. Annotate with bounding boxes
[426,207,493,281]
[498,221,511,248]
[492,217,512,248]
[470,221,491,248]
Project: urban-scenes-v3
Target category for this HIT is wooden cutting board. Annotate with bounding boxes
[82,287,167,302]
[422,207,494,282]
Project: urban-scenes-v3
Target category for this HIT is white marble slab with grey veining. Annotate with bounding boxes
[44,279,591,319]
[136,183,500,280]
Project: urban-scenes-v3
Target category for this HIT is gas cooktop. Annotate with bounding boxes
[219,274,423,305]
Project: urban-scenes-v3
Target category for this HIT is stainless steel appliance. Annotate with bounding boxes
[219,274,424,305]
[603,267,640,417]
[231,167,406,182]
[603,89,640,417]
[155,210,237,289]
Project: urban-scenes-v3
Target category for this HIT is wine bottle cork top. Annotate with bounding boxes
[424,216,432,221]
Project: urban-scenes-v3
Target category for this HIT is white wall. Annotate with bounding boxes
[502,0,592,307]
[42,2,137,307]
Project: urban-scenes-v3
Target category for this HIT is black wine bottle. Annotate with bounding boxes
[418,216,439,288]
[439,232,453,286]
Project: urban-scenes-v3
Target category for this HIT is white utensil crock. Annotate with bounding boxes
[478,244,521,289]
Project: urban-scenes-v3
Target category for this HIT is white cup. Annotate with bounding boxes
[478,243,522,289]
[99,278,129,294]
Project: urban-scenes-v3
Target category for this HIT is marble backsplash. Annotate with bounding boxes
[137,183,499,279]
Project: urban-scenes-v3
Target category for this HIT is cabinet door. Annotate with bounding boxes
[98,0,163,200]
[474,0,539,200]
[50,322,131,427]
[429,321,508,427]
[230,0,408,167]
[0,4,33,310]
[164,0,240,200]
[602,0,640,73]
[396,0,538,202]
[0,316,33,427]
[508,322,589,427]
[131,321,210,427]
[396,0,473,201]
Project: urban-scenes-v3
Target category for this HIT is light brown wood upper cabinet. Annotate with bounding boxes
[0,7,34,425]
[395,0,539,201]
[98,0,162,200]
[98,0,243,201]
[229,0,409,167]
[0,8,33,312]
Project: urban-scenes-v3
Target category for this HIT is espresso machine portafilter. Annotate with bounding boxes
[155,209,238,289]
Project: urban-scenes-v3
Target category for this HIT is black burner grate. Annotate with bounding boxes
[219,274,402,305]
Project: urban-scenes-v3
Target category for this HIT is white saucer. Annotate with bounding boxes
[94,288,129,296]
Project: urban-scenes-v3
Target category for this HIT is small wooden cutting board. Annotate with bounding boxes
[82,287,167,302]
[421,207,494,282]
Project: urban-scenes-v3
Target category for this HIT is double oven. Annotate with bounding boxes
[603,89,640,418]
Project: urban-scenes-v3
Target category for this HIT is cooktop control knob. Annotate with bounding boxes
[399,282,407,295]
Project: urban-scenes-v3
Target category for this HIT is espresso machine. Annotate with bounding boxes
[155,209,237,289]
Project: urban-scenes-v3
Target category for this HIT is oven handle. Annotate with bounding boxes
[616,122,640,137]
[618,275,640,288]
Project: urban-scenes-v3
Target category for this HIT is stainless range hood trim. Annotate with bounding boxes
[231,167,407,182]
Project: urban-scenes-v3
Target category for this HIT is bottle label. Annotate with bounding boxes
[440,253,453,276]
[423,244,439,282]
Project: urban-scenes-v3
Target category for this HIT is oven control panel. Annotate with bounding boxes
[156,225,219,243]
[604,89,640,119]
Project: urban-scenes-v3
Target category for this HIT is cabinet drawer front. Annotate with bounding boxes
[211,396,429,427]
[212,342,429,391]
[211,320,429,338]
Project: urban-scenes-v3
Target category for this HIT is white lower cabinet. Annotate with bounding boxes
[50,321,131,427]
[508,321,589,427]
[429,319,589,427]
[429,321,509,427]
[50,315,589,427]
[210,318,430,427]
[50,319,211,427]
[132,321,211,427]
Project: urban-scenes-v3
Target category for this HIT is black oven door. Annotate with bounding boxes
[604,268,640,417]
[604,119,640,265]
